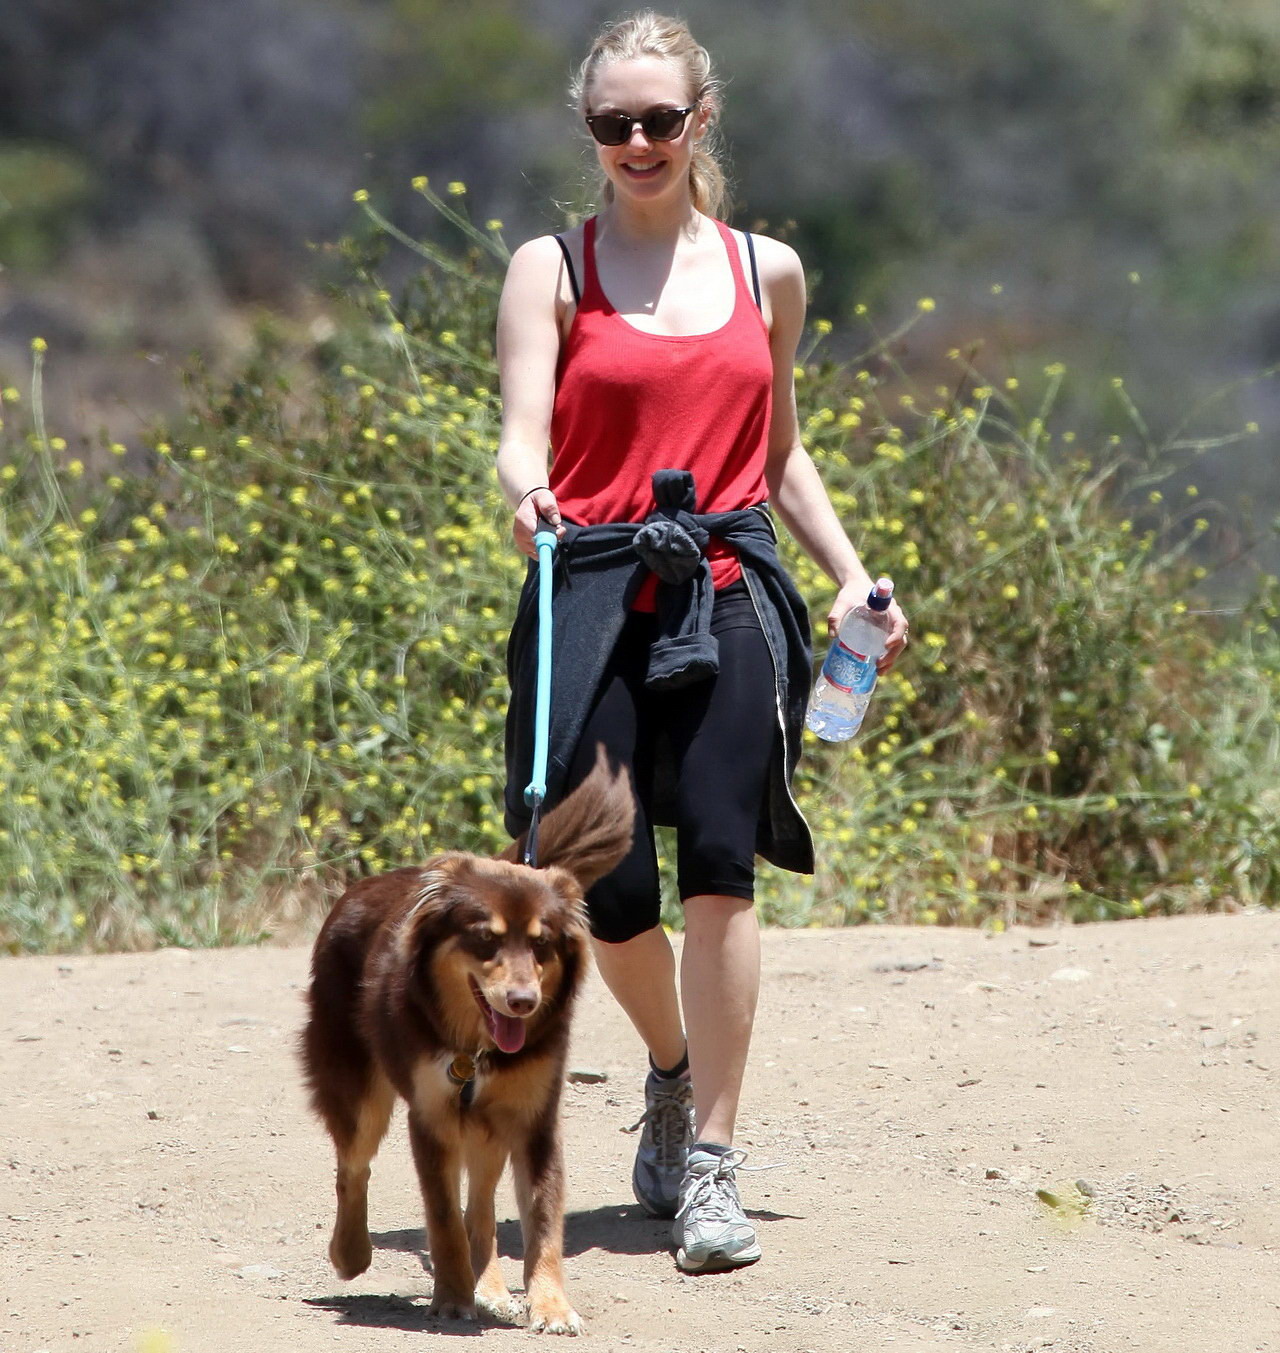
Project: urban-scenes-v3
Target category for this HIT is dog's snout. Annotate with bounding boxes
[505,988,539,1017]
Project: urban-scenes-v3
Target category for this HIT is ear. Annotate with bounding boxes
[542,868,592,939]
[693,91,718,141]
[541,868,593,991]
[394,853,473,961]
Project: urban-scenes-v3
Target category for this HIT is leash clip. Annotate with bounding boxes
[448,1053,481,1108]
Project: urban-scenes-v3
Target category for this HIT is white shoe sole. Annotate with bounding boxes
[675,1239,762,1273]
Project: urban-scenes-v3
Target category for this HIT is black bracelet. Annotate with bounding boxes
[517,485,549,508]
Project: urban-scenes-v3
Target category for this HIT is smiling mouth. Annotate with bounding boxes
[469,978,528,1053]
[622,161,664,175]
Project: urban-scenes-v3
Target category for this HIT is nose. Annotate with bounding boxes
[505,987,539,1017]
[627,121,654,149]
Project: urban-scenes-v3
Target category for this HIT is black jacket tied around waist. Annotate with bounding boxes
[504,469,815,875]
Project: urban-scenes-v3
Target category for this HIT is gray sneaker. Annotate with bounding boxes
[672,1147,762,1273]
[627,1068,694,1218]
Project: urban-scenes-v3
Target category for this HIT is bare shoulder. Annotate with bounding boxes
[736,232,801,293]
[505,233,565,282]
[742,233,805,333]
[745,233,805,287]
[504,229,584,312]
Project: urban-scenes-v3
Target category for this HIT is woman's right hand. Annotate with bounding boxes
[513,487,566,559]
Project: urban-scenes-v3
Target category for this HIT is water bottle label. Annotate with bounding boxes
[821,640,874,694]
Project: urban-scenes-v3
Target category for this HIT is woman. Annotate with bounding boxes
[496,11,908,1274]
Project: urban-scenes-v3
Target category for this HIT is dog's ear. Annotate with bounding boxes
[538,866,593,999]
[540,867,593,935]
[502,745,634,890]
[394,852,474,961]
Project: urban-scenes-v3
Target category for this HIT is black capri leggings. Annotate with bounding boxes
[563,581,777,945]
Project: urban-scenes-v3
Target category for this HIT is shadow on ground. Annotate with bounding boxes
[305,1201,797,1332]
[369,1202,798,1266]
[368,1205,669,1262]
[303,1292,488,1335]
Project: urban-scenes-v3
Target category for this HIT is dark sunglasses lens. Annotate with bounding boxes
[588,114,631,146]
[587,108,691,145]
[642,108,687,140]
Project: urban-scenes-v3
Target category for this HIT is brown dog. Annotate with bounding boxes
[300,752,632,1333]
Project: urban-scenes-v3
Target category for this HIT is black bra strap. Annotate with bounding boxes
[554,234,580,305]
[744,231,762,311]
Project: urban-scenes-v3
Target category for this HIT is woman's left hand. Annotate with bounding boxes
[827,584,910,674]
[877,599,910,672]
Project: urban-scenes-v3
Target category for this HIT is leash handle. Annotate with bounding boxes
[522,515,557,865]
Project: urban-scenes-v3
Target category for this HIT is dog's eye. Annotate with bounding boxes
[463,928,501,960]
[529,933,554,962]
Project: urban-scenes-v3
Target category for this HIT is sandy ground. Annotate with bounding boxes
[4,913,1279,1353]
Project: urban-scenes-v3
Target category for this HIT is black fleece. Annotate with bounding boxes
[504,469,815,875]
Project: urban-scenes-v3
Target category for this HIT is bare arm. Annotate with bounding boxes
[758,237,909,670]
[495,236,570,557]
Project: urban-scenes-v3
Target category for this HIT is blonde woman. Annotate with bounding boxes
[497,11,908,1273]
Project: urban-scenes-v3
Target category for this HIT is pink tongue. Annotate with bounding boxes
[487,1008,527,1054]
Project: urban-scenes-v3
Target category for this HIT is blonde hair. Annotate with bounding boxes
[571,11,729,220]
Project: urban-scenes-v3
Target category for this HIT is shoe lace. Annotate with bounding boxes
[675,1149,787,1226]
[624,1079,691,1172]
[675,1149,750,1225]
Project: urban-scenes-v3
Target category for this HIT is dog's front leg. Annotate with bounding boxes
[407,1111,476,1320]
[512,1111,580,1336]
[463,1133,518,1321]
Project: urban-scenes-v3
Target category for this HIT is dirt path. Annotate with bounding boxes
[5,914,1279,1353]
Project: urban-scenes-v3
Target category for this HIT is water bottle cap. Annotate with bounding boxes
[867,576,894,612]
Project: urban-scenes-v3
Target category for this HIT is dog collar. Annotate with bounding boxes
[448,1053,476,1085]
[447,1053,482,1108]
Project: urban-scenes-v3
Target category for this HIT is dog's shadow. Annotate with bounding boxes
[303,1290,486,1335]
[370,1201,798,1264]
[307,1206,801,1332]
[365,1204,666,1265]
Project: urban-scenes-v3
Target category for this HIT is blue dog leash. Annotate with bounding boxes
[522,515,557,867]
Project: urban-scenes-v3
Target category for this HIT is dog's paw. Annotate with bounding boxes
[474,1282,523,1324]
[328,1232,372,1281]
[528,1299,583,1336]
[428,1296,478,1322]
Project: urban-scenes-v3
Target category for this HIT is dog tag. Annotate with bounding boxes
[448,1054,476,1086]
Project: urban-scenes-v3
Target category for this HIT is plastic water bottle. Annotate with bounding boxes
[805,577,895,742]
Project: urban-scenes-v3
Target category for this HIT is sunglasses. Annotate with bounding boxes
[584,104,698,147]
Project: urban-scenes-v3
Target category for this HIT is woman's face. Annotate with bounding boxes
[585,55,708,205]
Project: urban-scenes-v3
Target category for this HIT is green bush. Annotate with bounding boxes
[788,342,1279,926]
[0,186,1276,952]
[0,141,94,270]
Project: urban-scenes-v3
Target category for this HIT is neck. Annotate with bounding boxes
[599,193,704,245]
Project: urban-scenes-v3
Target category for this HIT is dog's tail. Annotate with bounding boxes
[503,745,634,890]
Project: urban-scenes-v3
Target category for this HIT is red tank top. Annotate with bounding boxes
[549,216,772,609]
